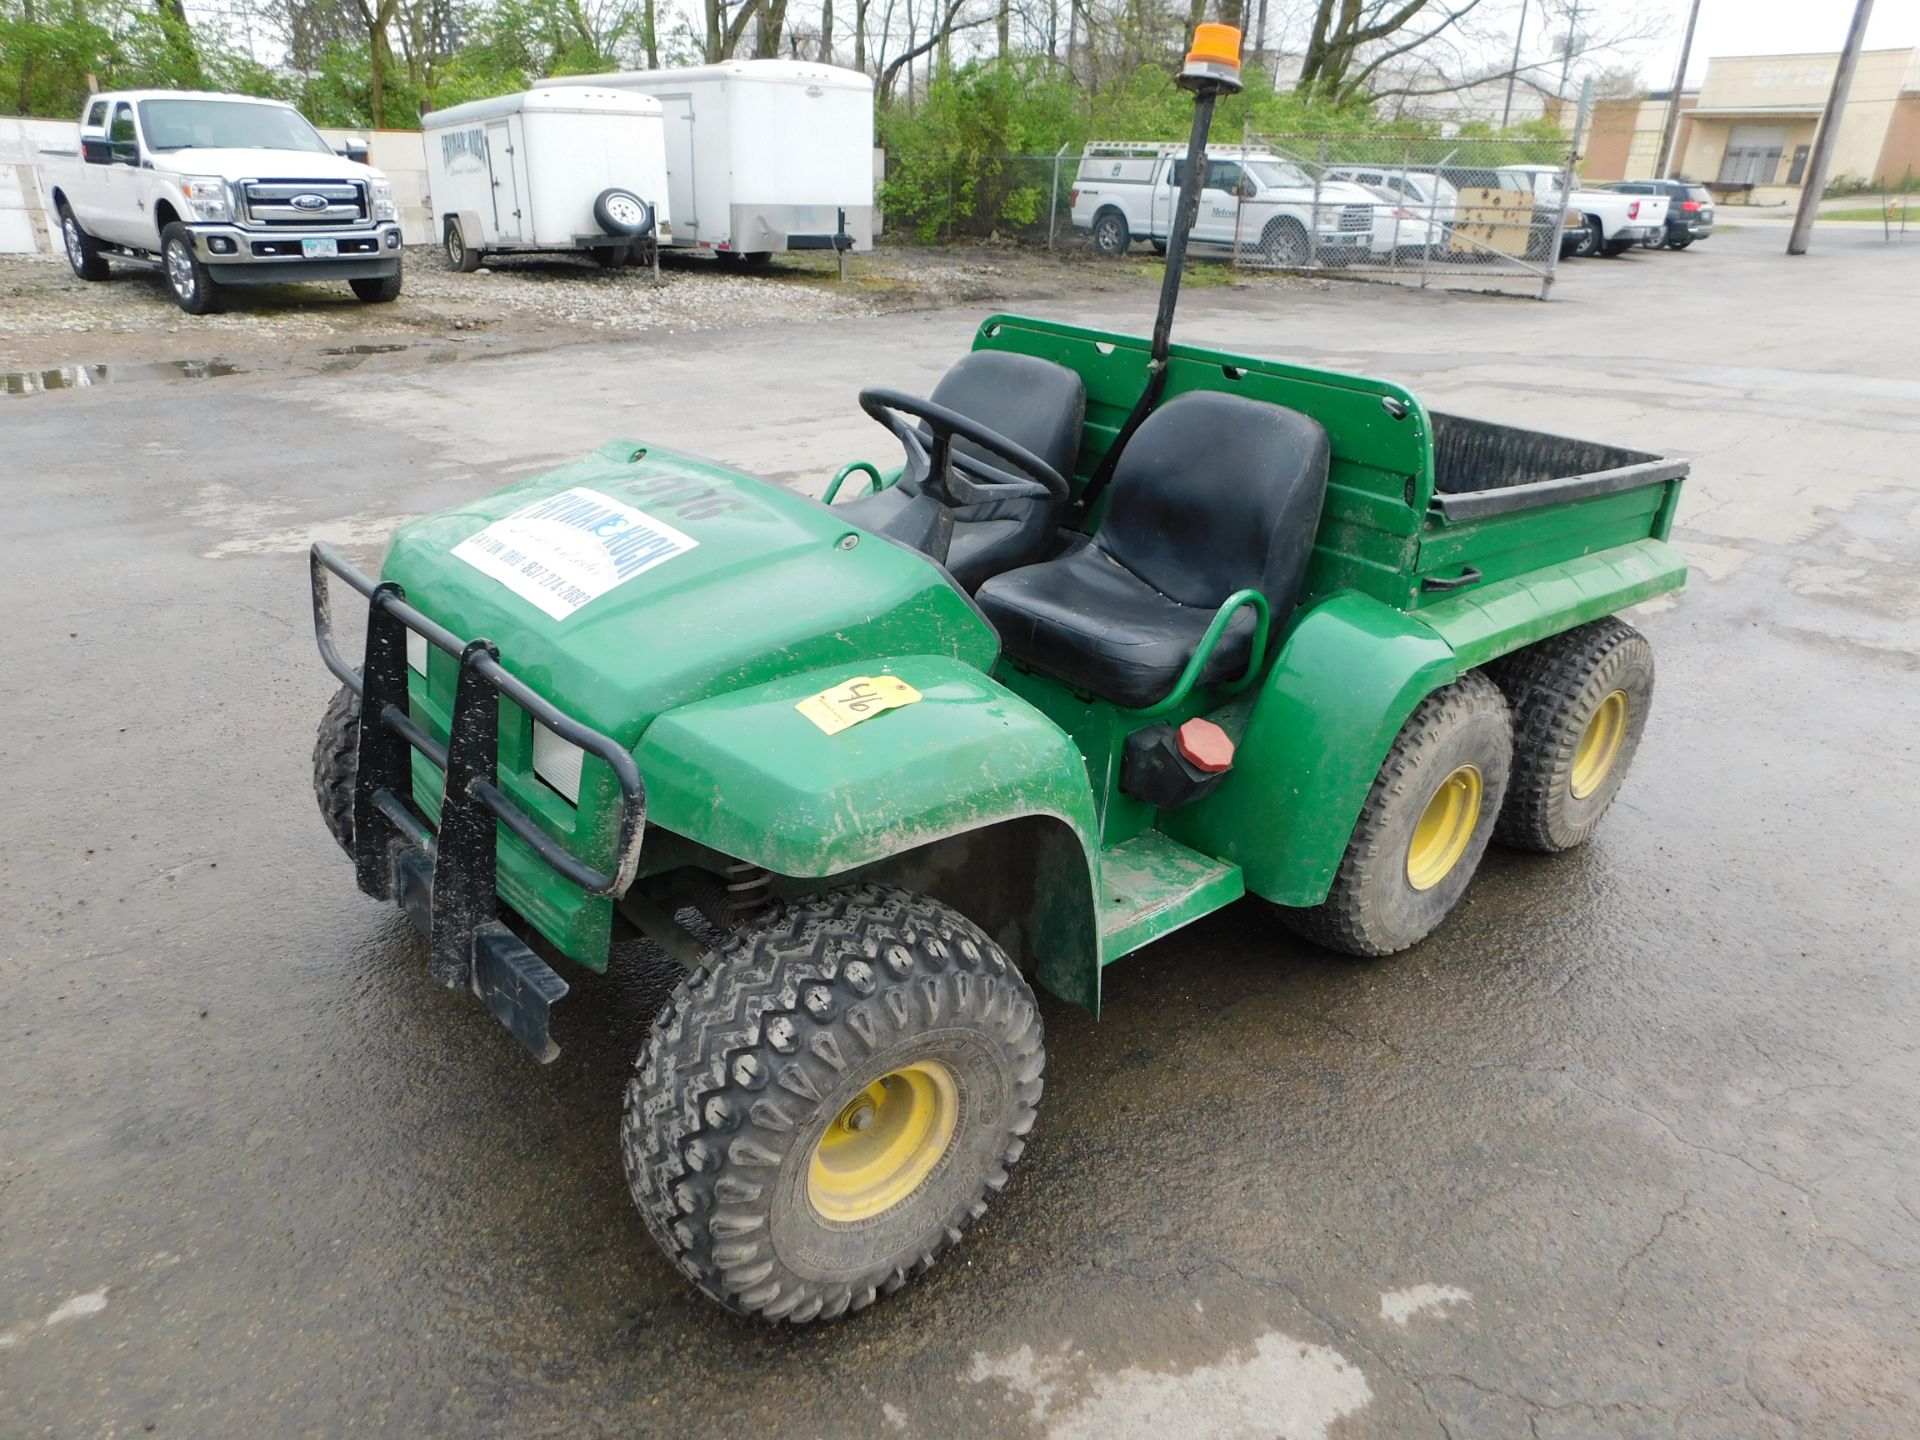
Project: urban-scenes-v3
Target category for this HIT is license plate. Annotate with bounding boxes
[302,237,339,258]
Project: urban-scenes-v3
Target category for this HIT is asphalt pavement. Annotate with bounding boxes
[2,223,1916,1439]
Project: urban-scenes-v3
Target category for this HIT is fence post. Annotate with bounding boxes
[1310,136,1325,269]
[1049,142,1070,249]
[1543,77,1591,301]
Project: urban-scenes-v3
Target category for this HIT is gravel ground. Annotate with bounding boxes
[0,242,1143,371]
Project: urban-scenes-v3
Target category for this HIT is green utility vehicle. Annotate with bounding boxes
[308,27,1685,1324]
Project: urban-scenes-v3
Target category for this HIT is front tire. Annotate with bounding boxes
[59,203,110,280]
[1488,618,1654,853]
[624,885,1044,1323]
[1278,672,1512,957]
[161,221,222,314]
[1091,209,1130,256]
[312,684,360,855]
[350,263,402,303]
[1260,217,1310,266]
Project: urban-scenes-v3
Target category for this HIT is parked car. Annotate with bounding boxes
[423,88,670,272]
[40,89,403,314]
[1497,164,1668,258]
[1325,165,1460,227]
[1071,142,1381,263]
[1355,184,1450,261]
[1599,179,1715,249]
[537,60,873,262]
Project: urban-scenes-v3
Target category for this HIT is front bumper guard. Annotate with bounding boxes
[310,542,646,1061]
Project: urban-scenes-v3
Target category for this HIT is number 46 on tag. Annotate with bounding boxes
[795,675,923,736]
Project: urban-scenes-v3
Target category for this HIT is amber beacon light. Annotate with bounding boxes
[1180,23,1244,93]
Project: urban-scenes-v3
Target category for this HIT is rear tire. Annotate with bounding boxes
[1487,618,1654,854]
[623,885,1044,1323]
[1278,672,1511,957]
[593,186,653,238]
[1091,209,1130,256]
[59,203,110,281]
[161,221,222,314]
[350,263,402,303]
[1602,237,1636,257]
[1573,216,1603,258]
[445,220,481,273]
[313,684,360,855]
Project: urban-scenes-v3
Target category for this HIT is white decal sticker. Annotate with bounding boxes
[453,487,698,620]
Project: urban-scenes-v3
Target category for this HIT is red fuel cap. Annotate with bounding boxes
[1177,717,1235,773]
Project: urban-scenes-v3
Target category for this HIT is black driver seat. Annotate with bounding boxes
[976,391,1331,710]
[838,352,1086,591]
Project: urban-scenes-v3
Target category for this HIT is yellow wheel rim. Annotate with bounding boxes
[1407,764,1483,892]
[1571,690,1629,799]
[807,1062,958,1223]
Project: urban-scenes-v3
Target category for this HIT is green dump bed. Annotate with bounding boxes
[1413,414,1687,598]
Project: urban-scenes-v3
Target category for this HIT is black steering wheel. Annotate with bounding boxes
[859,386,1070,510]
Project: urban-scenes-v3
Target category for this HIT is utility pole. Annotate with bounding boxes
[1655,0,1702,178]
[1501,0,1529,128]
[1789,0,1875,256]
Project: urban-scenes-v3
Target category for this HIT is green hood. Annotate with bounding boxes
[381,441,998,745]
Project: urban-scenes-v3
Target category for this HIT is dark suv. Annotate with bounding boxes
[1603,180,1714,249]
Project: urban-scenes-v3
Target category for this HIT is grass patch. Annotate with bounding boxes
[1822,205,1919,224]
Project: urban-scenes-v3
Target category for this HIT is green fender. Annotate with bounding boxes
[1162,591,1460,907]
[638,655,1106,1009]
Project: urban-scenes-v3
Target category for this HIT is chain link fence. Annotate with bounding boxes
[1225,133,1579,298]
[880,132,1582,298]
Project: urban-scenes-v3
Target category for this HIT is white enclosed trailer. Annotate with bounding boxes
[421,88,669,271]
[537,60,873,261]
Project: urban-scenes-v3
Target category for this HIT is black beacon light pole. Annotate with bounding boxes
[1079,26,1245,515]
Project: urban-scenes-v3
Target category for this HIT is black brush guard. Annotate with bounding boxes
[310,542,647,1062]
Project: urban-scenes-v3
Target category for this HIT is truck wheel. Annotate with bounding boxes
[1487,618,1654,853]
[161,222,222,315]
[312,684,360,855]
[623,884,1044,1323]
[1278,672,1511,957]
[1602,237,1636,258]
[1091,209,1130,256]
[1259,218,1310,266]
[350,263,403,303]
[1573,217,1603,258]
[445,220,481,273]
[59,203,110,281]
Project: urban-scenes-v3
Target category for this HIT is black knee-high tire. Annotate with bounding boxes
[622,885,1044,1323]
[312,685,359,855]
[1487,618,1654,853]
[1278,672,1512,957]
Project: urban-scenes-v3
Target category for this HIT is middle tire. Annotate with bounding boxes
[623,885,1044,1323]
[1278,671,1512,957]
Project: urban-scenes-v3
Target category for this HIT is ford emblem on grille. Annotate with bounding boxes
[291,194,329,211]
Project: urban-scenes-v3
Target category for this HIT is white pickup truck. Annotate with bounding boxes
[1071,142,1384,265]
[40,89,404,314]
[1497,164,1669,259]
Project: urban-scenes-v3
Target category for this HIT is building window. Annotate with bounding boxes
[1785,144,1812,186]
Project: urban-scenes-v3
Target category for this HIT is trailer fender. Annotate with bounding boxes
[637,655,1106,1010]
[1162,591,1461,908]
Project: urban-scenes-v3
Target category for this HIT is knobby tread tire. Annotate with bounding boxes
[1279,671,1511,958]
[622,884,1044,1324]
[1486,617,1654,853]
[312,684,359,855]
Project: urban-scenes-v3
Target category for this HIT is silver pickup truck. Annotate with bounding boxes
[41,89,403,315]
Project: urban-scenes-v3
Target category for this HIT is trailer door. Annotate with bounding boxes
[486,119,522,241]
[658,93,697,242]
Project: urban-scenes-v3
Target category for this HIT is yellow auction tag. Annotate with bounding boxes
[795,675,923,736]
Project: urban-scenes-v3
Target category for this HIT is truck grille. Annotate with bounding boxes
[1338,205,1371,232]
[240,179,367,228]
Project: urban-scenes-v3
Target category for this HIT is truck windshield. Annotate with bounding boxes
[1246,161,1311,190]
[137,99,332,154]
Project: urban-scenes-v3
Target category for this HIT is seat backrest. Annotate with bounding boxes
[1096,390,1330,612]
[898,352,1086,520]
